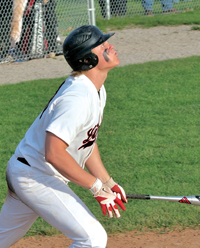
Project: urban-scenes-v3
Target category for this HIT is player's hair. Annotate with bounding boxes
[70,71,83,77]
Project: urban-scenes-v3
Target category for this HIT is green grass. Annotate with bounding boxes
[97,8,200,31]
[0,56,200,236]
[94,0,200,18]
[56,0,88,32]
[191,25,200,30]
[56,1,200,35]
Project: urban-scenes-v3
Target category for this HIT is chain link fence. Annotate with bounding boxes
[95,0,199,18]
[0,0,199,64]
[0,0,89,64]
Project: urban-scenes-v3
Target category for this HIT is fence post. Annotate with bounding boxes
[106,0,110,20]
[88,0,96,26]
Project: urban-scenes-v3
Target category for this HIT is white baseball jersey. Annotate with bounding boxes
[14,74,106,182]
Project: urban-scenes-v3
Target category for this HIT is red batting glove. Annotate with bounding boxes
[90,178,126,218]
[105,177,128,203]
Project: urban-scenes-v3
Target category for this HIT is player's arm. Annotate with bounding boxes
[85,142,110,183]
[45,131,96,189]
[45,132,126,217]
[85,142,127,203]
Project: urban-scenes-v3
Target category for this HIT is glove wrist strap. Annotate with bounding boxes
[105,177,115,188]
[89,178,102,195]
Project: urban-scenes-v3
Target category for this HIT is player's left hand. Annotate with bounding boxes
[90,178,125,218]
[105,177,128,203]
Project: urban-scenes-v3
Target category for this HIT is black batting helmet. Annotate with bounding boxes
[63,25,115,71]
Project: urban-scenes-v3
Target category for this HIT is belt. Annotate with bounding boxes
[17,157,31,167]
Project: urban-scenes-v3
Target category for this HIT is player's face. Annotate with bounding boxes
[92,41,120,70]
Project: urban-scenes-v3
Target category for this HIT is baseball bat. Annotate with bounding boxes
[126,194,200,206]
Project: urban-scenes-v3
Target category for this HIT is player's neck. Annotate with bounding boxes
[83,69,108,91]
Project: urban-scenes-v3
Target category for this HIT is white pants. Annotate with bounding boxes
[0,156,107,248]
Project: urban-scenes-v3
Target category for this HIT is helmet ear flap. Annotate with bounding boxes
[72,52,99,71]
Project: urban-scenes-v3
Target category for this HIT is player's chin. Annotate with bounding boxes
[111,61,120,69]
[115,58,120,66]
[107,58,120,69]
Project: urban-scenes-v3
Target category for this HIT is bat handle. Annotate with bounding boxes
[126,194,150,199]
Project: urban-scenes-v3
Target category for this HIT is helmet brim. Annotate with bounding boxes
[89,32,115,52]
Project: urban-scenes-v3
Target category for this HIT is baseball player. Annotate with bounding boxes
[0,25,127,248]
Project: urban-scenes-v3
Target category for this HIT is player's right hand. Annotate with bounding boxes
[90,179,126,218]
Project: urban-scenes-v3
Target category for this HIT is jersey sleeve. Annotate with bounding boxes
[46,93,90,146]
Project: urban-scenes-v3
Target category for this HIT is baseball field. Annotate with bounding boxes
[0,9,200,248]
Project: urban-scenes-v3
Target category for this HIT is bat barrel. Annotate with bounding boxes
[126,194,200,206]
[150,195,181,202]
[150,195,200,206]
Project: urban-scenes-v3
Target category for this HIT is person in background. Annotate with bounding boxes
[142,0,180,15]
[8,0,61,62]
[10,0,28,50]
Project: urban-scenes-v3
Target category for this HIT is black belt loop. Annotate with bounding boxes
[17,157,31,167]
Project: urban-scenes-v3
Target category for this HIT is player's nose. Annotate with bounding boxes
[108,44,114,51]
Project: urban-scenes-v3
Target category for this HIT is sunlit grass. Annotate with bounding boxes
[0,56,200,235]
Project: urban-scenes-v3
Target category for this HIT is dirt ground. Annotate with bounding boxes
[1,25,200,85]
[10,228,200,248]
[2,25,200,247]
